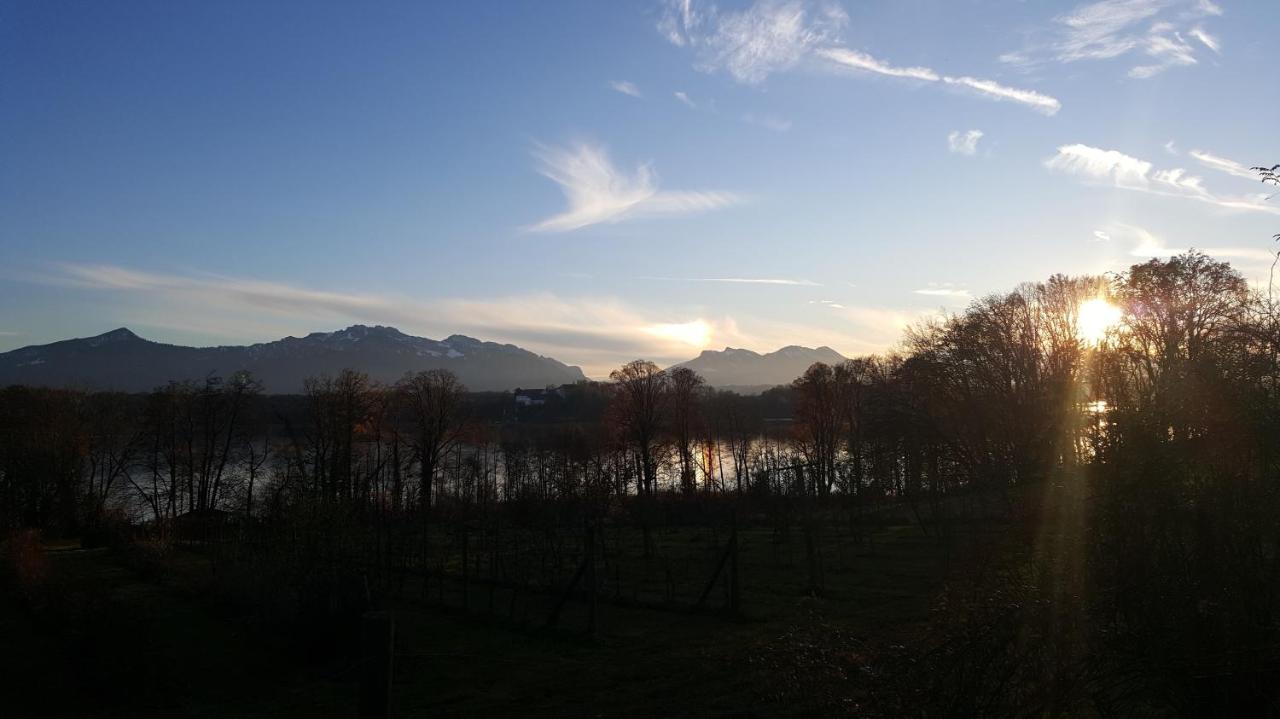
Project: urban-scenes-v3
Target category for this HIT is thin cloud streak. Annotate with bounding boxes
[817,47,938,81]
[941,76,1061,115]
[1190,150,1260,180]
[661,0,1060,115]
[914,288,971,298]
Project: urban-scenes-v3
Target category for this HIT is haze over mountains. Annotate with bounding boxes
[0,326,848,393]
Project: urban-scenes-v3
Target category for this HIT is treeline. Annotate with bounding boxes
[0,372,796,533]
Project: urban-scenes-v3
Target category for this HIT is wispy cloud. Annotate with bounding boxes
[914,285,972,300]
[1046,144,1153,188]
[821,48,1060,114]
[661,0,1060,115]
[642,276,820,286]
[1104,223,1168,257]
[1128,22,1198,78]
[659,0,848,84]
[941,76,1061,115]
[1003,0,1222,79]
[809,299,846,309]
[527,142,742,232]
[1190,149,1259,180]
[1102,223,1276,265]
[948,129,984,156]
[673,91,696,108]
[817,47,938,81]
[1188,25,1219,53]
[1046,143,1280,214]
[609,80,643,98]
[742,112,792,132]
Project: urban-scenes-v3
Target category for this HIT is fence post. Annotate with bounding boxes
[360,611,395,719]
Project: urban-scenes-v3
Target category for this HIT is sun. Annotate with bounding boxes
[646,320,712,348]
[1077,298,1122,345]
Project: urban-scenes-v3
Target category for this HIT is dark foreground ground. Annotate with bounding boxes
[1,495,1038,718]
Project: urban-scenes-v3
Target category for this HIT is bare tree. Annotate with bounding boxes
[608,360,668,498]
[667,366,705,495]
[397,369,466,511]
[608,359,668,556]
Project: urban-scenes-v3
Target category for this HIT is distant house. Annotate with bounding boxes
[514,387,552,406]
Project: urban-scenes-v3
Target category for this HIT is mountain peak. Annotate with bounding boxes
[88,327,141,345]
[300,325,407,343]
[444,334,482,345]
[674,343,848,391]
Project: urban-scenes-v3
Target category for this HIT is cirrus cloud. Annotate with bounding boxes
[527,142,743,233]
[1001,0,1223,80]
[1046,143,1280,215]
[660,0,1061,115]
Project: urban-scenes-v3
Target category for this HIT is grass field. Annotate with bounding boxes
[2,497,1024,717]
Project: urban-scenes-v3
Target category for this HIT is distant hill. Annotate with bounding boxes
[672,345,847,391]
[0,325,586,393]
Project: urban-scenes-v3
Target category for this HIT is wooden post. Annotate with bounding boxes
[696,522,739,613]
[360,611,394,719]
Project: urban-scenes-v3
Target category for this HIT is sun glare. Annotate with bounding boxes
[647,320,712,348]
[1077,298,1122,345]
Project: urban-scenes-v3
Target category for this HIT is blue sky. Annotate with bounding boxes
[2,0,1278,375]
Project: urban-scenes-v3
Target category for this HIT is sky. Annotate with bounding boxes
[2,0,1278,377]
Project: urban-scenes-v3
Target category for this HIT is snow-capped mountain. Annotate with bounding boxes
[0,325,586,393]
[671,345,847,391]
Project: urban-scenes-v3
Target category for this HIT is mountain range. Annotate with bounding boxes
[0,326,847,394]
[671,345,847,391]
[0,325,587,393]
